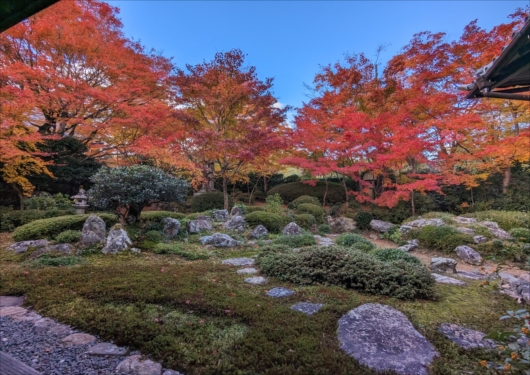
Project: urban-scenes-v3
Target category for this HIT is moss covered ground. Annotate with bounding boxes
[0,232,524,374]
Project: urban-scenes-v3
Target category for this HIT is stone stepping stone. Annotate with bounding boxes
[86,342,128,356]
[266,287,295,298]
[244,276,267,285]
[0,351,42,375]
[237,267,258,274]
[48,324,72,337]
[61,333,96,345]
[432,273,467,286]
[290,302,323,315]
[314,235,334,246]
[337,303,438,375]
[439,323,497,349]
[116,354,162,375]
[222,257,254,266]
[0,295,24,307]
[0,306,28,318]
[33,317,57,332]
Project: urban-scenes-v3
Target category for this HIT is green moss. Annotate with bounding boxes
[464,210,530,231]
[141,211,186,222]
[414,225,473,253]
[153,243,209,260]
[272,232,317,247]
[287,195,322,210]
[245,211,284,233]
[27,254,88,267]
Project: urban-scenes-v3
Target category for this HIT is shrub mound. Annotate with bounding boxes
[318,224,331,235]
[13,213,117,241]
[294,214,316,230]
[413,225,473,253]
[245,211,284,233]
[509,228,530,243]
[246,206,265,213]
[373,248,422,265]
[1,209,74,232]
[268,181,346,205]
[463,210,529,231]
[55,230,82,244]
[354,212,373,230]
[141,211,186,223]
[335,233,375,250]
[272,232,317,247]
[288,195,322,210]
[295,203,325,223]
[257,245,436,299]
[191,191,233,213]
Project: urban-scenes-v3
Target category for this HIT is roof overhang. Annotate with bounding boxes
[0,0,60,33]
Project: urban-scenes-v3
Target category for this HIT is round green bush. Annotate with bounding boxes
[272,232,317,247]
[245,211,284,233]
[55,230,82,244]
[351,242,374,252]
[294,214,316,230]
[336,233,374,249]
[191,191,233,213]
[373,248,422,265]
[141,211,186,223]
[288,195,322,210]
[144,230,166,243]
[354,212,373,230]
[318,224,331,235]
[268,181,346,205]
[509,227,530,243]
[295,203,325,223]
[257,245,436,300]
[414,225,473,253]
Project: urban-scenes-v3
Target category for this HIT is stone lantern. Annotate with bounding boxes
[71,188,89,214]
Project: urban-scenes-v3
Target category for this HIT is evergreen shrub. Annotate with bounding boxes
[354,212,373,230]
[336,233,374,249]
[288,195,321,210]
[55,230,82,244]
[509,228,530,243]
[294,214,316,230]
[295,203,325,223]
[267,181,346,205]
[191,191,232,213]
[414,225,473,253]
[246,211,284,233]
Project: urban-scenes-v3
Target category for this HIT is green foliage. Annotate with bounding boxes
[287,195,322,210]
[295,203,325,223]
[335,233,375,250]
[414,225,473,253]
[245,206,265,213]
[23,195,57,210]
[294,214,316,230]
[191,191,233,213]
[350,242,375,251]
[373,248,422,265]
[233,204,248,215]
[354,212,373,230]
[141,211,186,223]
[268,181,346,205]
[381,226,403,244]
[264,193,283,215]
[28,254,87,268]
[318,224,331,236]
[245,211,284,233]
[152,243,209,260]
[463,210,530,231]
[13,213,117,241]
[54,230,81,244]
[509,228,530,243]
[421,212,456,225]
[144,230,166,244]
[257,245,436,299]
[1,209,74,232]
[272,232,317,247]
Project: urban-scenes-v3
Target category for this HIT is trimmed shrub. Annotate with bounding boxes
[246,206,265,213]
[288,195,321,210]
[191,191,232,213]
[381,226,403,244]
[294,214,316,230]
[336,233,374,250]
[257,245,436,299]
[318,224,331,235]
[153,243,209,260]
[414,225,473,253]
[373,248,422,265]
[272,232,317,247]
[351,242,375,252]
[233,204,248,215]
[463,210,529,231]
[268,181,346,205]
[295,203,325,223]
[13,213,117,241]
[264,194,283,215]
[55,230,82,244]
[246,211,284,233]
[509,228,530,243]
[354,212,373,230]
[141,211,186,223]
[1,209,74,232]
[144,230,166,244]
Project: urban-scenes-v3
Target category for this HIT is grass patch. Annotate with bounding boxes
[153,243,210,260]
[27,254,88,268]
[464,210,530,231]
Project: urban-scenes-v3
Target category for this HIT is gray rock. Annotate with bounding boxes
[223,216,246,232]
[199,233,241,247]
[0,306,28,318]
[47,324,71,337]
[33,317,56,332]
[290,302,323,315]
[7,239,48,254]
[102,225,132,254]
[282,222,302,236]
[327,216,356,233]
[62,333,96,345]
[0,296,24,307]
[432,273,467,286]
[188,219,213,233]
[439,323,497,349]
[162,371,185,375]
[457,227,476,235]
[454,216,477,225]
[212,209,229,222]
[479,221,499,230]
[369,219,394,233]
[222,257,255,266]
[30,243,74,259]
[518,283,530,304]
[399,225,413,234]
[161,218,180,239]
[337,303,438,375]
[457,271,486,280]
[244,276,267,285]
[85,342,128,356]
[398,239,419,252]
[80,215,106,246]
[196,215,213,222]
[430,257,457,274]
[455,245,482,265]
[473,235,488,244]
[116,355,162,375]
[249,225,268,239]
[499,272,530,304]
[230,206,243,217]
[314,235,335,246]
[266,287,295,298]
[406,218,444,228]
[489,228,514,240]
[130,247,141,253]
[237,268,258,274]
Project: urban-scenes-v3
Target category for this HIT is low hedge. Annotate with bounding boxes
[257,245,436,300]
[246,206,265,213]
[413,225,473,253]
[1,209,74,232]
[191,191,233,212]
[335,233,375,250]
[141,211,186,223]
[267,181,346,205]
[295,203,325,223]
[294,214,316,230]
[13,213,117,242]
[245,211,285,233]
[288,195,321,210]
[55,230,82,244]
[463,210,530,231]
[373,248,422,265]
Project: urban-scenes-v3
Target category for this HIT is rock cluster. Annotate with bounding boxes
[499,272,530,304]
[199,233,241,247]
[102,225,132,254]
[212,209,229,222]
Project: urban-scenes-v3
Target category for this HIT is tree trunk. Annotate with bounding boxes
[11,183,25,210]
[222,176,229,210]
[502,166,511,194]
[341,176,349,207]
[411,190,415,217]
[127,205,142,224]
[470,188,474,206]
[263,176,268,193]
[322,178,328,207]
[249,176,261,205]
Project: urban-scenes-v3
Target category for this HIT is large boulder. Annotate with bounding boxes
[438,323,497,349]
[199,233,241,247]
[7,239,49,254]
[457,227,475,235]
[249,225,268,239]
[327,216,356,233]
[161,218,180,239]
[188,219,213,233]
[369,219,393,233]
[489,228,514,240]
[30,243,74,259]
[212,209,229,222]
[223,216,246,232]
[337,304,438,375]
[230,206,243,217]
[406,218,444,228]
[282,222,302,236]
[454,216,477,225]
[430,257,457,274]
[398,239,419,252]
[102,225,132,254]
[454,245,482,265]
[80,215,106,247]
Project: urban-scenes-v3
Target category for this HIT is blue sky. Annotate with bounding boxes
[108,1,527,118]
